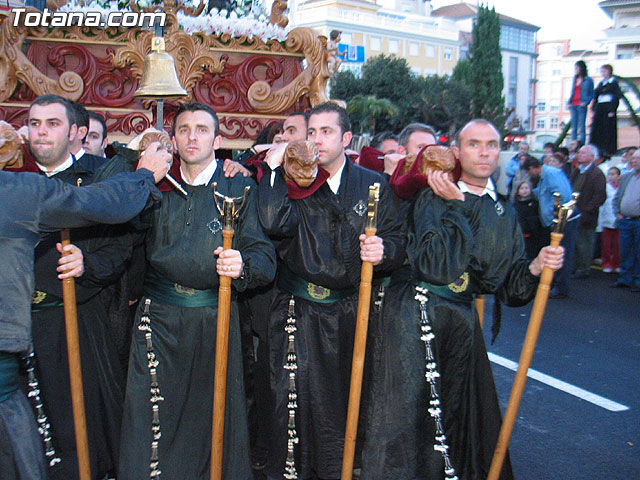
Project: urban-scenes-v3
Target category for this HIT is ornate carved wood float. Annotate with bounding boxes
[0,0,332,148]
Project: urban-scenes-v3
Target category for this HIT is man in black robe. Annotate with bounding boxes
[257,102,405,480]
[118,102,276,480]
[0,135,170,479]
[361,119,564,480]
[69,101,108,167]
[18,94,133,479]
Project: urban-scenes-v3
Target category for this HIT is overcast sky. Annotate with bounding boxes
[430,0,613,48]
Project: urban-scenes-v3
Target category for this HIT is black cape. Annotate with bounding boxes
[258,159,406,479]
[119,161,276,480]
[0,168,159,480]
[361,188,539,480]
[590,78,622,156]
[28,157,131,479]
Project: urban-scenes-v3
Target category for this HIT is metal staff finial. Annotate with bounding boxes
[366,183,380,230]
[552,192,579,234]
[211,183,250,230]
[552,192,561,219]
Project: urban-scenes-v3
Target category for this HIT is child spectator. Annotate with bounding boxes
[514,180,546,259]
[599,166,621,272]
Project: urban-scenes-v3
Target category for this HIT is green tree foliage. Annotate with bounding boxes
[347,95,399,134]
[469,5,504,123]
[330,54,488,136]
[330,70,362,101]
[330,55,422,131]
[416,74,473,139]
[452,57,473,85]
[618,76,640,135]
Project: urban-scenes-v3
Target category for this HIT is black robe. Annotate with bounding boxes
[258,159,405,479]
[28,157,130,479]
[361,188,539,480]
[514,196,546,259]
[0,169,159,480]
[119,161,276,480]
[590,77,622,156]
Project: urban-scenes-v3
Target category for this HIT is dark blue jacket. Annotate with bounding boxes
[0,170,158,354]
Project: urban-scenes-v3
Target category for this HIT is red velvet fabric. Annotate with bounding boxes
[389,145,461,201]
[357,146,385,173]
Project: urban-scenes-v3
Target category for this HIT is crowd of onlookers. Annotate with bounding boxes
[503,140,640,296]
[345,125,639,298]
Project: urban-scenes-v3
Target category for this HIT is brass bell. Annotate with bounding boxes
[134,36,187,98]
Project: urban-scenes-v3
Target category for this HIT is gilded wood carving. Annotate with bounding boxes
[0,0,334,144]
[0,9,84,102]
[247,27,331,113]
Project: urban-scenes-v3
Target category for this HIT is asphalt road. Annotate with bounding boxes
[254,267,638,480]
[485,267,639,479]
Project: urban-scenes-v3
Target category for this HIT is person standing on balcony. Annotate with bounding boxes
[567,60,594,145]
[590,64,623,157]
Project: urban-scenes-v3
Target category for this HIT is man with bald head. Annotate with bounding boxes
[361,119,564,480]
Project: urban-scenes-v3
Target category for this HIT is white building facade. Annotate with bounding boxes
[531,1,640,150]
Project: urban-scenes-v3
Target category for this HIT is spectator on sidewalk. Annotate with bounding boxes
[524,156,575,299]
[598,167,621,273]
[514,180,546,259]
[570,145,606,279]
[611,148,640,291]
[505,142,530,196]
[619,147,637,176]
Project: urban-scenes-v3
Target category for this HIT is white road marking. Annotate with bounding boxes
[488,352,630,412]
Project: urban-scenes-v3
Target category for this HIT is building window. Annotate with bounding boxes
[536,118,546,129]
[425,44,435,58]
[537,102,546,112]
[508,56,518,109]
[389,39,399,54]
[552,68,561,76]
[371,36,381,51]
[444,47,453,60]
[550,104,559,112]
[500,25,535,53]
[550,117,559,129]
[409,41,419,56]
[411,66,422,76]
[617,49,633,59]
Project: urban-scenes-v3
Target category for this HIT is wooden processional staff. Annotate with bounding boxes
[487,193,579,480]
[341,183,380,480]
[60,228,91,480]
[210,183,250,480]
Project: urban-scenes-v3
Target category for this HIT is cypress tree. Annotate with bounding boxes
[470,5,504,123]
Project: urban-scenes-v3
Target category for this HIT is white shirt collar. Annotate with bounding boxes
[180,158,218,186]
[457,178,497,201]
[74,148,86,160]
[36,155,74,177]
[327,158,346,194]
